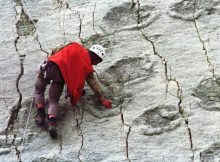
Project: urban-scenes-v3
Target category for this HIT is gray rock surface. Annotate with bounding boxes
[0,0,220,161]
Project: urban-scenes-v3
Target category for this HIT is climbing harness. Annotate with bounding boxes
[39,61,48,71]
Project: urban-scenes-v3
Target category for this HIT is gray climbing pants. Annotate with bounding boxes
[34,61,64,117]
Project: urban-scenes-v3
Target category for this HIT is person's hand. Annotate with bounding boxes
[100,99,112,109]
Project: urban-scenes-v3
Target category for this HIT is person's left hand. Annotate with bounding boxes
[100,99,112,109]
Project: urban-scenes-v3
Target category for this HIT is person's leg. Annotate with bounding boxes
[45,62,64,138]
[47,81,64,138]
[34,73,48,106]
[34,72,50,125]
[48,81,64,119]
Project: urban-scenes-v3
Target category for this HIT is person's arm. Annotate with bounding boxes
[86,72,104,100]
[86,72,112,108]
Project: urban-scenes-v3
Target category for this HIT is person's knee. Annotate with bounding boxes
[35,78,49,93]
[35,81,45,93]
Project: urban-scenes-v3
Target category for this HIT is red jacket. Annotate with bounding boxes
[49,42,94,104]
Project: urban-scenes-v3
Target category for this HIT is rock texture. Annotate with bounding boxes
[1,0,220,161]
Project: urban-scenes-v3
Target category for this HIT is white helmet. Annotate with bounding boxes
[89,45,105,61]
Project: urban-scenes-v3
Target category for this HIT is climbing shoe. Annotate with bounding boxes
[35,109,46,126]
[48,117,58,139]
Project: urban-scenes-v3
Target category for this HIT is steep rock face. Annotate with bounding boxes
[0,0,220,161]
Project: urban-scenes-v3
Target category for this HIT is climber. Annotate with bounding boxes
[34,42,112,138]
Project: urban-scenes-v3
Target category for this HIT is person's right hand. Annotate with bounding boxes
[100,99,112,109]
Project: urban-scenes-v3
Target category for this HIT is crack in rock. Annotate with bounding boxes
[176,71,194,151]
[132,0,194,154]
[14,0,38,37]
[192,0,216,78]
[3,0,217,161]
[77,131,84,162]
[14,146,22,162]
[6,0,29,137]
[35,35,50,57]
[3,1,34,159]
[126,125,131,162]
[119,98,132,162]
[78,13,84,42]
[119,99,125,125]
[56,0,73,44]
[5,61,23,138]
[92,2,100,35]
[74,103,85,162]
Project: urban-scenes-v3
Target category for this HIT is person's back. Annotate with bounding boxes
[49,42,94,103]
